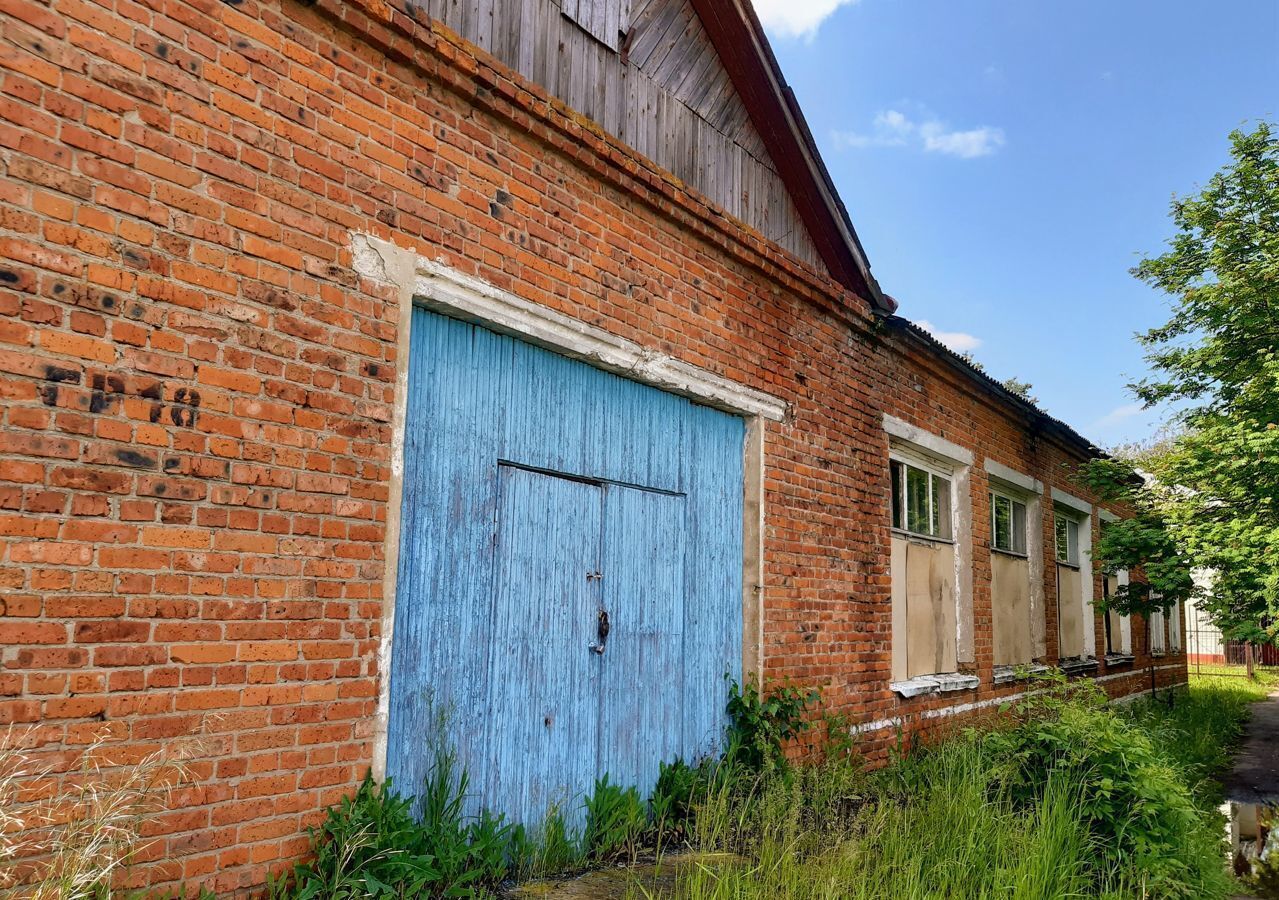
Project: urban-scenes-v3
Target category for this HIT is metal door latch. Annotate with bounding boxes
[589,607,610,654]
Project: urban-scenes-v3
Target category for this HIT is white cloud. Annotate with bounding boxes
[1088,403,1144,431]
[916,320,983,353]
[751,0,860,40]
[919,122,1005,159]
[832,108,1006,159]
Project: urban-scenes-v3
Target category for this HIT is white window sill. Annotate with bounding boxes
[890,673,980,698]
[1058,656,1099,675]
[992,664,1051,685]
[1150,651,1166,658]
[1104,653,1135,667]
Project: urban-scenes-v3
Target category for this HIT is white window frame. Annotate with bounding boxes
[1150,597,1167,656]
[989,488,1029,557]
[1168,599,1182,652]
[1098,510,1132,656]
[1102,568,1134,656]
[1054,511,1082,567]
[890,450,954,543]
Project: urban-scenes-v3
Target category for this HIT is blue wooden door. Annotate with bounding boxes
[388,308,745,827]
[598,485,687,795]
[486,466,603,826]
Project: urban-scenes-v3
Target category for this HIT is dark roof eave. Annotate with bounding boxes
[688,0,894,315]
[888,316,1106,459]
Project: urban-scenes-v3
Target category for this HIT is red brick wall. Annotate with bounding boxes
[0,0,1185,892]
[846,324,1188,755]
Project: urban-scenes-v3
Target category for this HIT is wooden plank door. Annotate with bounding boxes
[389,307,745,827]
[484,465,603,826]
[597,483,686,793]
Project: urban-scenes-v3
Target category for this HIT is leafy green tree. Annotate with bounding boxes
[1129,122,1279,644]
[1074,457,1198,695]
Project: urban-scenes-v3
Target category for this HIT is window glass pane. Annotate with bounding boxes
[890,461,903,530]
[1011,500,1027,555]
[1068,520,1080,565]
[1055,515,1069,562]
[906,465,931,535]
[993,495,1011,551]
[933,475,952,539]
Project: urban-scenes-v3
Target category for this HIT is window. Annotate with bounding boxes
[885,432,967,686]
[1149,599,1167,655]
[891,458,952,540]
[1054,505,1091,662]
[990,491,1027,555]
[1103,572,1130,656]
[1054,513,1080,566]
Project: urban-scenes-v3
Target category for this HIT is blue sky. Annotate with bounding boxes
[752,0,1278,448]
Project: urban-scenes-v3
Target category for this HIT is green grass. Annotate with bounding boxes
[267,673,1275,900]
[1126,670,1277,802]
[1185,662,1279,680]
[632,674,1274,900]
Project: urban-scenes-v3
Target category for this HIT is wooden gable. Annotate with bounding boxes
[562,0,632,50]
[420,0,881,295]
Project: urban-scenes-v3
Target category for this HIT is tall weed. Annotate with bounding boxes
[642,675,1252,900]
[0,729,199,900]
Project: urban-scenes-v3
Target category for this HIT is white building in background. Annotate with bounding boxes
[1186,570,1227,663]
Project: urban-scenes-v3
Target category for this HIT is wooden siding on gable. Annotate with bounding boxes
[562,0,631,50]
[417,0,824,270]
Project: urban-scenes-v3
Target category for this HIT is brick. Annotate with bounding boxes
[74,620,150,642]
[0,433,79,460]
[141,526,209,548]
[0,622,66,643]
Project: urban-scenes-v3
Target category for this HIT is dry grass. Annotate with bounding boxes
[0,727,202,900]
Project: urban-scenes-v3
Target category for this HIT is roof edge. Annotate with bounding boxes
[887,316,1106,459]
[688,0,893,315]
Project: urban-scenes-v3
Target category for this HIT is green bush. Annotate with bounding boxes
[268,775,440,900]
[582,776,648,862]
[271,753,515,900]
[988,698,1225,896]
[653,676,1249,900]
[725,681,819,772]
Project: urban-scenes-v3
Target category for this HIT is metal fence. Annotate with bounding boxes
[1186,603,1279,676]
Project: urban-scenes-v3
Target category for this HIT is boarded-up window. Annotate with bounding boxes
[1054,509,1086,659]
[991,551,1032,666]
[889,447,958,680]
[891,535,957,679]
[562,0,631,50]
[1150,600,1167,655]
[1102,572,1130,655]
[990,486,1032,666]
